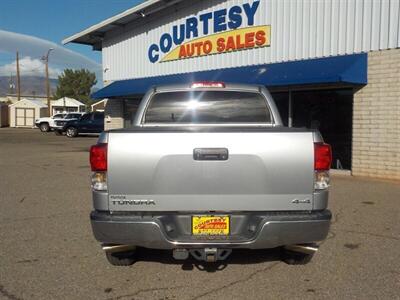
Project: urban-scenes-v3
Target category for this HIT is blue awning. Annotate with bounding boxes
[92,53,367,99]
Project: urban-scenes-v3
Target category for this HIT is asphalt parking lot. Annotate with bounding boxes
[0,128,399,300]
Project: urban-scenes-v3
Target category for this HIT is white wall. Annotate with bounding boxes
[102,0,400,81]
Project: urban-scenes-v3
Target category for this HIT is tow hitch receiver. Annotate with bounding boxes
[191,248,232,262]
[172,248,232,262]
[204,248,219,262]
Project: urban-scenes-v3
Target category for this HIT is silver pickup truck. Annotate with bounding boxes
[89,82,332,266]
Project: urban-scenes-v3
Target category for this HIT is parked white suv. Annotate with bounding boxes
[35,113,67,132]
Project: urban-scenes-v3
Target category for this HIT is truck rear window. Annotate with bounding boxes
[144,91,272,124]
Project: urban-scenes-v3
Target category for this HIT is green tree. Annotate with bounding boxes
[54,69,97,105]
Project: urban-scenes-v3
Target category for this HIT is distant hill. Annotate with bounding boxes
[0,76,57,97]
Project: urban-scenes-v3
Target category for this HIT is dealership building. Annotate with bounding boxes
[64,0,400,180]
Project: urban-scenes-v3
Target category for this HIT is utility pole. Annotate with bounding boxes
[16,51,21,101]
[42,48,54,116]
[45,57,50,116]
[8,74,15,95]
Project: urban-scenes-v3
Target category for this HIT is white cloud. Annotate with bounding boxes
[0,30,102,81]
[0,56,62,78]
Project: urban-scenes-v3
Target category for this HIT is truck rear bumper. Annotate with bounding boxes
[90,210,331,249]
[90,210,332,249]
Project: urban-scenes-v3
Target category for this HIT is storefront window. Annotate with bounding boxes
[123,99,141,128]
[272,88,353,170]
[270,92,289,127]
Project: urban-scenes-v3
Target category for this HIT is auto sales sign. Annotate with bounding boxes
[148,1,270,63]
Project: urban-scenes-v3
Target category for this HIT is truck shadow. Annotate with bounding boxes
[135,248,281,272]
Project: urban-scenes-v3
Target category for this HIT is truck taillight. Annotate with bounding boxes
[314,143,332,190]
[90,143,107,171]
[90,143,108,191]
[314,143,332,171]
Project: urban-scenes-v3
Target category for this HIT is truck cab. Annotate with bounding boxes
[60,112,104,137]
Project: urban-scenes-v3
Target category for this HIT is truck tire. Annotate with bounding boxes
[39,123,50,132]
[280,246,315,265]
[105,251,136,266]
[66,127,78,138]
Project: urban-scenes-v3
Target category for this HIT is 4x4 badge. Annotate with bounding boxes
[292,199,311,204]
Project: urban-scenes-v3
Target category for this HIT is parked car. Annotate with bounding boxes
[59,112,104,138]
[53,112,85,134]
[35,113,67,132]
[89,82,332,266]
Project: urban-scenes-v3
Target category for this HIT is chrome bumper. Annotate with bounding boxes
[90,210,331,249]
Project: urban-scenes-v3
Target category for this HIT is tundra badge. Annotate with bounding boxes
[110,195,155,206]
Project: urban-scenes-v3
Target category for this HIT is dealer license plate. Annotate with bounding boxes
[192,216,230,235]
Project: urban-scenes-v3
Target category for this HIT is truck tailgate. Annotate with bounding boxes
[108,130,315,211]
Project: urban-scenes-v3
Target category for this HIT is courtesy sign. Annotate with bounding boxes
[162,25,270,62]
[148,1,271,63]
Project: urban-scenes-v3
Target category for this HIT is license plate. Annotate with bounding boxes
[192,216,230,235]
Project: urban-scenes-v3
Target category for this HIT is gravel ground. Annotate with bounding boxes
[0,128,399,300]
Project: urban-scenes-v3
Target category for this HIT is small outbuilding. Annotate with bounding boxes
[51,97,86,115]
[9,98,48,128]
[91,99,107,112]
[0,102,9,127]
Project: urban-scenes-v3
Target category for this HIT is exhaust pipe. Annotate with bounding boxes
[284,244,319,255]
[102,244,136,253]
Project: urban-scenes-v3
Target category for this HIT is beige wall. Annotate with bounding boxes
[352,49,400,180]
[104,99,124,130]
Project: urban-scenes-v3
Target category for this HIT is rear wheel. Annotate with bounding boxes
[105,251,136,266]
[281,245,316,265]
[39,123,50,132]
[66,127,78,138]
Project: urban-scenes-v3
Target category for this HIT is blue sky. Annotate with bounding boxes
[0,0,144,82]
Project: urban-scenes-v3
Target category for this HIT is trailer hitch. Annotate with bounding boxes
[172,248,232,262]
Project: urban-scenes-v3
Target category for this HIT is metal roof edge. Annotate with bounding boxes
[9,98,48,108]
[91,54,367,99]
[62,0,164,45]
[91,99,108,106]
[52,97,86,106]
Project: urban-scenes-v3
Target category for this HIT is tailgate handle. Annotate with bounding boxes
[193,148,229,161]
